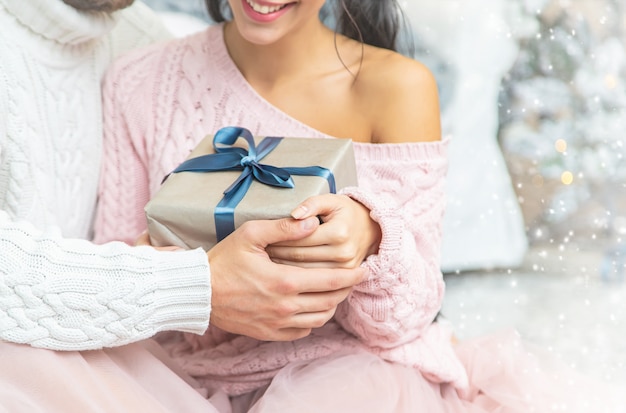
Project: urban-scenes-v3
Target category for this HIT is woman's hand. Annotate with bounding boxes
[266,194,382,269]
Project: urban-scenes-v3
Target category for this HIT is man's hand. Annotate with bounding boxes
[207,216,367,341]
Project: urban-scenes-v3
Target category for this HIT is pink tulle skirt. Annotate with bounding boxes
[0,330,621,412]
[245,330,622,412]
[0,340,230,413]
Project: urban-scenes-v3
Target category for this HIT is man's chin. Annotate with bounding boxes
[61,0,135,13]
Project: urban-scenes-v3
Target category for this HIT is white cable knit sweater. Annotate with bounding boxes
[0,0,211,351]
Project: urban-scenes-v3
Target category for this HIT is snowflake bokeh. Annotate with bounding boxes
[498,0,626,252]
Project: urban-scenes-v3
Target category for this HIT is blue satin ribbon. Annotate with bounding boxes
[164,126,336,241]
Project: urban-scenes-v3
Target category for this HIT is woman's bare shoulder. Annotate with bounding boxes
[356,46,442,144]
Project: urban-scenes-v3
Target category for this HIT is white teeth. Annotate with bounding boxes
[245,0,286,14]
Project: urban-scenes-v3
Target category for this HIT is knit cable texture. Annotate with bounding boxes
[95,25,468,394]
[0,212,211,351]
[0,0,214,351]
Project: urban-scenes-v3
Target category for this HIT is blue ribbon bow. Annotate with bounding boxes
[164,126,336,242]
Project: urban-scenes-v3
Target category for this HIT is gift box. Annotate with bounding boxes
[145,126,358,251]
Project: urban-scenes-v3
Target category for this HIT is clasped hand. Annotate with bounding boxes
[136,203,374,341]
[267,194,382,269]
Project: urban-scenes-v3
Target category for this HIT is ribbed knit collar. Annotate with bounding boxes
[0,0,119,45]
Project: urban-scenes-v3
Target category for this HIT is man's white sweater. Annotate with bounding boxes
[0,0,211,351]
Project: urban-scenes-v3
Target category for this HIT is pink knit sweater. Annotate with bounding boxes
[95,24,468,395]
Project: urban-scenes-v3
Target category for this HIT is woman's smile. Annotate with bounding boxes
[242,0,296,22]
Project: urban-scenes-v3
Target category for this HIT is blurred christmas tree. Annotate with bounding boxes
[499,0,626,249]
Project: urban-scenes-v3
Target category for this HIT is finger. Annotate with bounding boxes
[271,259,349,269]
[268,244,340,263]
[269,233,359,266]
[267,230,326,249]
[268,218,336,248]
[286,266,367,293]
[295,288,352,313]
[265,328,313,341]
[290,194,338,220]
[238,216,320,248]
[135,231,151,246]
[280,309,338,331]
[262,307,340,340]
[224,323,313,342]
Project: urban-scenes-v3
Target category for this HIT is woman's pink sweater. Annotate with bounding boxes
[94,24,468,395]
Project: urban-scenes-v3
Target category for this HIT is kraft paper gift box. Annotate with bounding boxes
[145,126,358,251]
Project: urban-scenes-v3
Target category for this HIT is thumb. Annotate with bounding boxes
[250,216,319,247]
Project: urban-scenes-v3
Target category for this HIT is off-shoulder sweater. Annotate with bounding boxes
[95,24,469,393]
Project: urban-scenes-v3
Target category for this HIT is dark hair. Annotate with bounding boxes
[203,0,409,53]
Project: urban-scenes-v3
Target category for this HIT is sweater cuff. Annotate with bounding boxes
[147,247,211,335]
[340,186,404,274]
